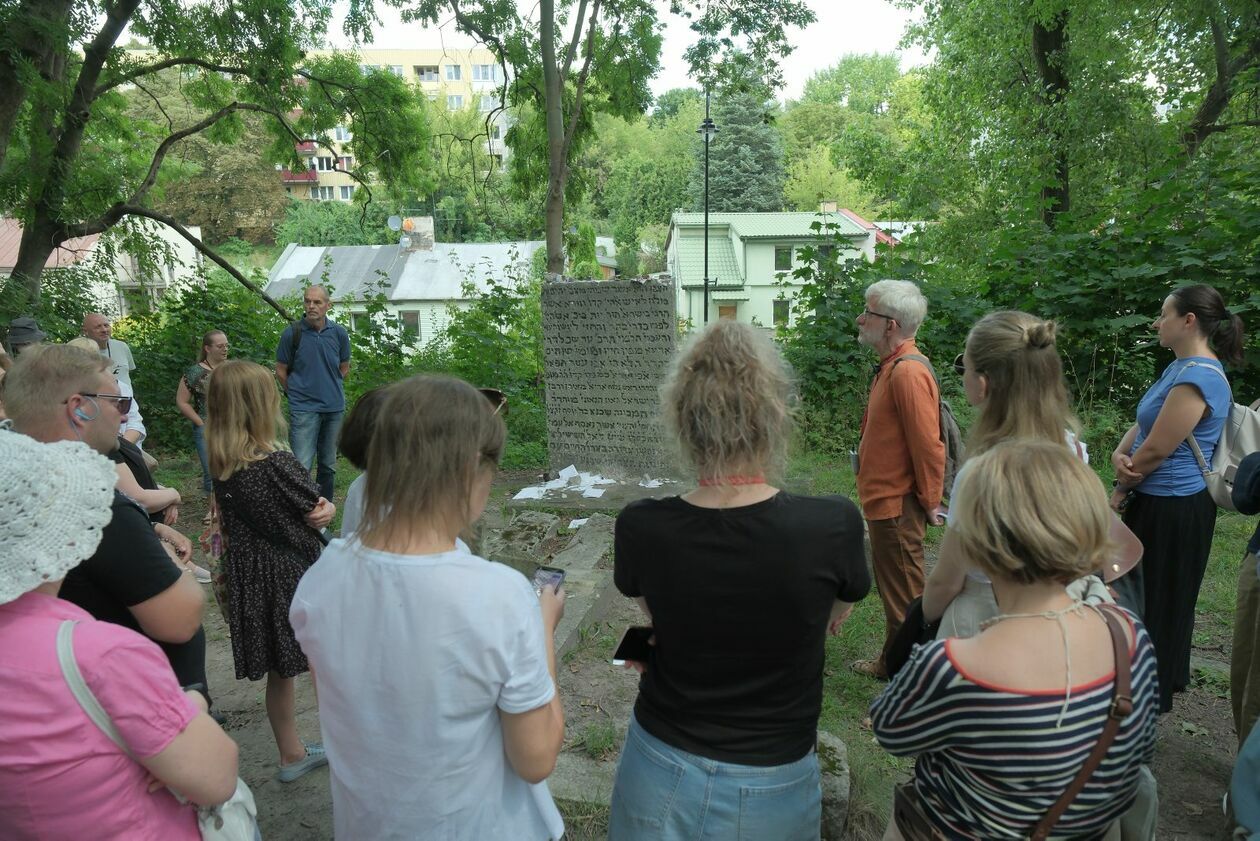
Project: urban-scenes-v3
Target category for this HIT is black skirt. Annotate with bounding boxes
[1118,488,1217,713]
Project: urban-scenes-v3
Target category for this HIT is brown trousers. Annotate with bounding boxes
[867,494,927,674]
[1234,551,1260,746]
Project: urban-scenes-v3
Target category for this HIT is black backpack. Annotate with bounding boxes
[891,354,966,501]
[286,320,304,373]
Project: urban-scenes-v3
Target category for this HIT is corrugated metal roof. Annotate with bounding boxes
[0,218,101,271]
[671,211,868,239]
[674,235,742,288]
[265,241,547,303]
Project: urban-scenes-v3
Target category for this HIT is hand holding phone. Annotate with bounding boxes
[612,625,655,671]
[532,565,566,596]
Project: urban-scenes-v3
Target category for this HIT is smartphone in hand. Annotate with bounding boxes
[611,625,654,666]
[532,565,566,596]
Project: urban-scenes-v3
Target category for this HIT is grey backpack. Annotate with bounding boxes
[1182,361,1260,512]
[892,354,967,501]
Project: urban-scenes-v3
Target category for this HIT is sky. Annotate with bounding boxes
[327,0,928,103]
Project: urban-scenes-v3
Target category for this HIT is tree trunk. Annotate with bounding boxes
[540,0,568,276]
[8,218,62,310]
[1031,13,1070,229]
[0,0,73,172]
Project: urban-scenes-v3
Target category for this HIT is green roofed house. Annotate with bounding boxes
[666,209,887,329]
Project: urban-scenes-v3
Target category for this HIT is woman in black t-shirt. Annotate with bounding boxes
[609,320,870,841]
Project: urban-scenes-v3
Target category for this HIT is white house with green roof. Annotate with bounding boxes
[666,210,877,329]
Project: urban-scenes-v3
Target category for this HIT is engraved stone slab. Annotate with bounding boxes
[541,279,676,477]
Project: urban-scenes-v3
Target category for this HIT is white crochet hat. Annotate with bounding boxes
[0,433,117,604]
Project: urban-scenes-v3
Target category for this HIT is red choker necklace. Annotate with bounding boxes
[698,475,766,487]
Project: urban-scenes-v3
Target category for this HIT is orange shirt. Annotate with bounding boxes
[856,340,945,520]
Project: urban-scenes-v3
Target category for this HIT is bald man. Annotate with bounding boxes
[82,312,136,388]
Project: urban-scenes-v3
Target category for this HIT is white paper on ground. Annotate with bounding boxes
[581,488,605,498]
[558,465,579,480]
[639,479,663,488]
[568,518,589,529]
[512,486,546,500]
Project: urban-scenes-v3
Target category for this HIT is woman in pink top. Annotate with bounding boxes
[0,433,240,840]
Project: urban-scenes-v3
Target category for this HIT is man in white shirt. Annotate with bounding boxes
[82,313,136,388]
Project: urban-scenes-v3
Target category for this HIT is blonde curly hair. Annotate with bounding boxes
[660,320,795,484]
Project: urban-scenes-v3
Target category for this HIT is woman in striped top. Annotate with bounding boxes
[872,440,1158,840]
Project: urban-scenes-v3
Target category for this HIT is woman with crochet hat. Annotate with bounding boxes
[0,433,239,840]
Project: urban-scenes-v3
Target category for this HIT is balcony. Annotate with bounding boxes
[295,141,316,154]
[281,168,319,183]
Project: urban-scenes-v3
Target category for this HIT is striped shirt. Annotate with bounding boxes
[870,609,1158,840]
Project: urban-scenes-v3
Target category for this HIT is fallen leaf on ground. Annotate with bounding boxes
[1180,721,1209,737]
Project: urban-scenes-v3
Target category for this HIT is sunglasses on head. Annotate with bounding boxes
[953,353,966,376]
[479,388,508,417]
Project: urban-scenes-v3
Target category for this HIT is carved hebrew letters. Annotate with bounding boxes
[541,280,676,476]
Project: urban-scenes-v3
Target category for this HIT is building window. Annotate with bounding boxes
[817,244,835,261]
[338,155,354,170]
[446,94,463,110]
[489,124,502,140]
[309,186,335,201]
[388,64,404,77]
[773,299,790,327]
[445,64,461,81]
[351,312,372,332]
[472,64,497,81]
[400,310,420,343]
[340,185,355,201]
[479,94,500,112]
[314,156,335,172]
[774,246,792,271]
[415,65,439,82]
[333,125,352,141]
[359,64,379,75]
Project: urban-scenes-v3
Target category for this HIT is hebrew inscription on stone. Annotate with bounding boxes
[541,279,676,476]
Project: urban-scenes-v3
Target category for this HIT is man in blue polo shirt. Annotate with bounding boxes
[276,285,351,501]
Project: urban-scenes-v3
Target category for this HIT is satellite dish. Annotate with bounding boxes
[387,215,403,231]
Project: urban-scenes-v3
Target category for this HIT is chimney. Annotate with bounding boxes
[400,216,435,252]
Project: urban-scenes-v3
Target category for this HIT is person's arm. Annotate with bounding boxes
[175,377,201,426]
[1125,385,1208,481]
[129,571,205,643]
[275,326,292,391]
[275,361,289,391]
[891,365,946,516]
[499,585,566,784]
[304,497,336,529]
[115,464,180,513]
[922,529,968,622]
[828,600,856,635]
[338,326,351,379]
[118,383,146,445]
[139,692,240,807]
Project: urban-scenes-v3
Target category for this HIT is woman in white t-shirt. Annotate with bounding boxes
[922,311,1111,638]
[290,375,567,840]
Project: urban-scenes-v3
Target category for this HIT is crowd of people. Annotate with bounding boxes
[0,277,1256,840]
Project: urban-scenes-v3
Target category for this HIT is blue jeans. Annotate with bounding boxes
[192,423,211,492]
[609,715,821,841]
[289,410,343,501]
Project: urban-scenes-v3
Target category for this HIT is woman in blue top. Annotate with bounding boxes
[1110,284,1245,713]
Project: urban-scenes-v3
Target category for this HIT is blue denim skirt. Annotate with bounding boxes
[609,715,821,841]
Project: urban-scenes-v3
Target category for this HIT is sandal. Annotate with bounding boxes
[851,658,889,681]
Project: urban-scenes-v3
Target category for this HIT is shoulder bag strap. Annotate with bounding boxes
[1030,606,1134,840]
[56,621,135,759]
[1177,361,1229,475]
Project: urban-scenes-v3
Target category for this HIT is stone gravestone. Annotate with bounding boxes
[541,279,676,477]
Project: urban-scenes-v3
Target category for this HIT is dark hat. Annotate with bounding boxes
[7,316,46,346]
[1234,452,1260,516]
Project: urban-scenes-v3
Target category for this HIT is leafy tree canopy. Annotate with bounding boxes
[690,86,785,213]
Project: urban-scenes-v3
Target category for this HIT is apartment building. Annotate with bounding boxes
[284,47,509,203]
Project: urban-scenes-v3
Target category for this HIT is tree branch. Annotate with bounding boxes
[561,0,590,79]
[560,0,605,162]
[1181,14,1260,156]
[117,205,292,320]
[95,57,250,98]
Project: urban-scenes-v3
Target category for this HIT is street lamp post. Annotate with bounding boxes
[697,91,718,324]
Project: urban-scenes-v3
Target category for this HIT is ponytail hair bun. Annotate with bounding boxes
[1025,320,1057,349]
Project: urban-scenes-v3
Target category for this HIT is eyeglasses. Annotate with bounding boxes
[479,388,508,417]
[953,353,966,376]
[79,392,133,415]
[861,307,897,322]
